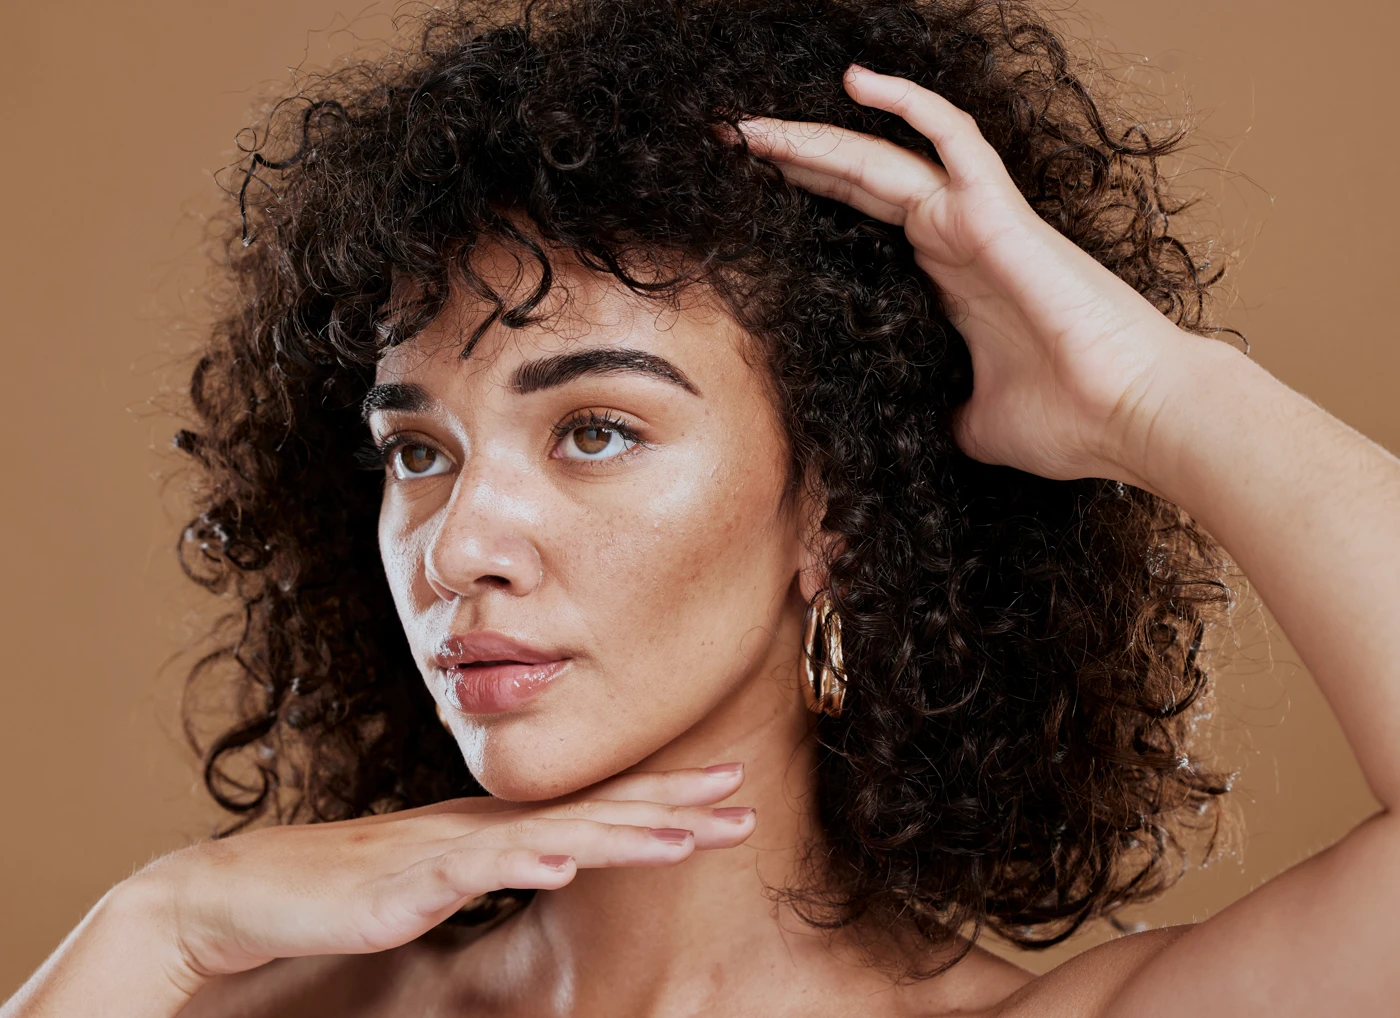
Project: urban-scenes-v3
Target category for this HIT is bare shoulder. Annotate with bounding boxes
[176,923,495,1018]
[991,926,1193,1018]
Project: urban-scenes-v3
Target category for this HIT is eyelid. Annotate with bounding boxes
[548,409,645,442]
[549,409,648,463]
[374,429,445,455]
[374,431,457,477]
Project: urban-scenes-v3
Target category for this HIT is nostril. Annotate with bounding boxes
[423,528,544,598]
[425,571,460,603]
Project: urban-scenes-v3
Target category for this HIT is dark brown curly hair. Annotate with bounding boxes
[177,0,1233,965]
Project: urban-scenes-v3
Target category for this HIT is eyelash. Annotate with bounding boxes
[549,410,644,448]
[356,438,393,471]
[358,411,646,474]
[358,434,444,473]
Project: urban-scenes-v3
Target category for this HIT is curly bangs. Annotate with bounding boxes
[177,0,1233,963]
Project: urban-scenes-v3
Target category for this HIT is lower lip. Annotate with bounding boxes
[443,660,571,714]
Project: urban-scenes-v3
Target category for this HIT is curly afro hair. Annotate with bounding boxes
[177,0,1233,965]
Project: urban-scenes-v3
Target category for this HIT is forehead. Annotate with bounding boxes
[375,239,749,385]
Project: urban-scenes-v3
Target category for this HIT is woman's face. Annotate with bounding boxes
[369,243,815,801]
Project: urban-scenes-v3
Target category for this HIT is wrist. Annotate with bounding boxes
[0,876,204,1018]
[1104,329,1264,503]
[104,871,212,1000]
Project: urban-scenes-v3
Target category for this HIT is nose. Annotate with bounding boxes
[423,464,543,601]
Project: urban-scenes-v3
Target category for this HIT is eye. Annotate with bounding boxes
[555,420,639,461]
[389,442,452,480]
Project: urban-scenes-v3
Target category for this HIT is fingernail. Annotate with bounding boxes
[704,762,744,776]
[712,807,755,823]
[539,855,573,870]
[847,62,871,75]
[648,828,693,845]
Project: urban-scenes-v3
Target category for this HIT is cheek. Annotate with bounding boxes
[378,490,434,616]
[554,432,796,688]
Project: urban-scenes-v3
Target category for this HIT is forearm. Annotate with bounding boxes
[1,880,202,1018]
[1129,334,1400,809]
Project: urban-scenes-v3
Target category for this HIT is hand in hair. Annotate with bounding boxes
[738,62,1400,1018]
[733,63,1201,492]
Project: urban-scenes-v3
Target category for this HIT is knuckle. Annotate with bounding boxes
[640,779,675,803]
[562,798,603,820]
[504,815,589,844]
[497,847,536,875]
[361,886,423,951]
[504,816,543,841]
[557,818,600,839]
[426,854,458,887]
[421,848,490,902]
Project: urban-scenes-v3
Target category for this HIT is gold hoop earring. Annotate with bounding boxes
[802,590,846,716]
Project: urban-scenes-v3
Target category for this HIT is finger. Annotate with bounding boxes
[529,800,757,850]
[331,794,518,830]
[417,846,577,903]
[339,762,748,836]
[573,762,747,807]
[735,116,949,215]
[841,63,1003,187]
[768,161,908,225]
[375,817,706,948]
[369,847,578,944]
[406,800,756,850]
[470,817,704,870]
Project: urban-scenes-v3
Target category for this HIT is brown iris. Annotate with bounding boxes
[397,444,438,474]
[573,426,614,455]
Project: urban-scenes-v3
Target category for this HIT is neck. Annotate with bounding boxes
[457,620,1026,1017]
[523,650,841,1015]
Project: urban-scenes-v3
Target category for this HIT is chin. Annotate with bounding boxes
[444,681,718,802]
[444,708,645,803]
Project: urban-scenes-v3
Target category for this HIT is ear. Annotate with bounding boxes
[795,474,839,603]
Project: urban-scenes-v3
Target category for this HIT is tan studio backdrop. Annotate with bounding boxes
[1,0,1395,995]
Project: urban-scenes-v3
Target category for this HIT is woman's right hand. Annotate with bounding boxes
[3,763,754,1016]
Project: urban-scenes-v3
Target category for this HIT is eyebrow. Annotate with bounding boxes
[510,348,700,397]
[361,381,433,421]
[360,348,700,421]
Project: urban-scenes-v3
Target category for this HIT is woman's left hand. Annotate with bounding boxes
[743,64,1400,1018]
[733,63,1204,488]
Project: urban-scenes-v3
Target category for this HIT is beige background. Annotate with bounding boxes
[1,0,1394,996]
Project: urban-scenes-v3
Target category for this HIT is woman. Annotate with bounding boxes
[5,0,1396,1014]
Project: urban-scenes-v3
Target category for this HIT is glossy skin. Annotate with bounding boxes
[371,275,816,804]
[6,64,1400,1017]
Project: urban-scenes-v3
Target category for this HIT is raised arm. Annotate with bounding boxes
[734,64,1400,1017]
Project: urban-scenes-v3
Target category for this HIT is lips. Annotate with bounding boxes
[432,632,571,715]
